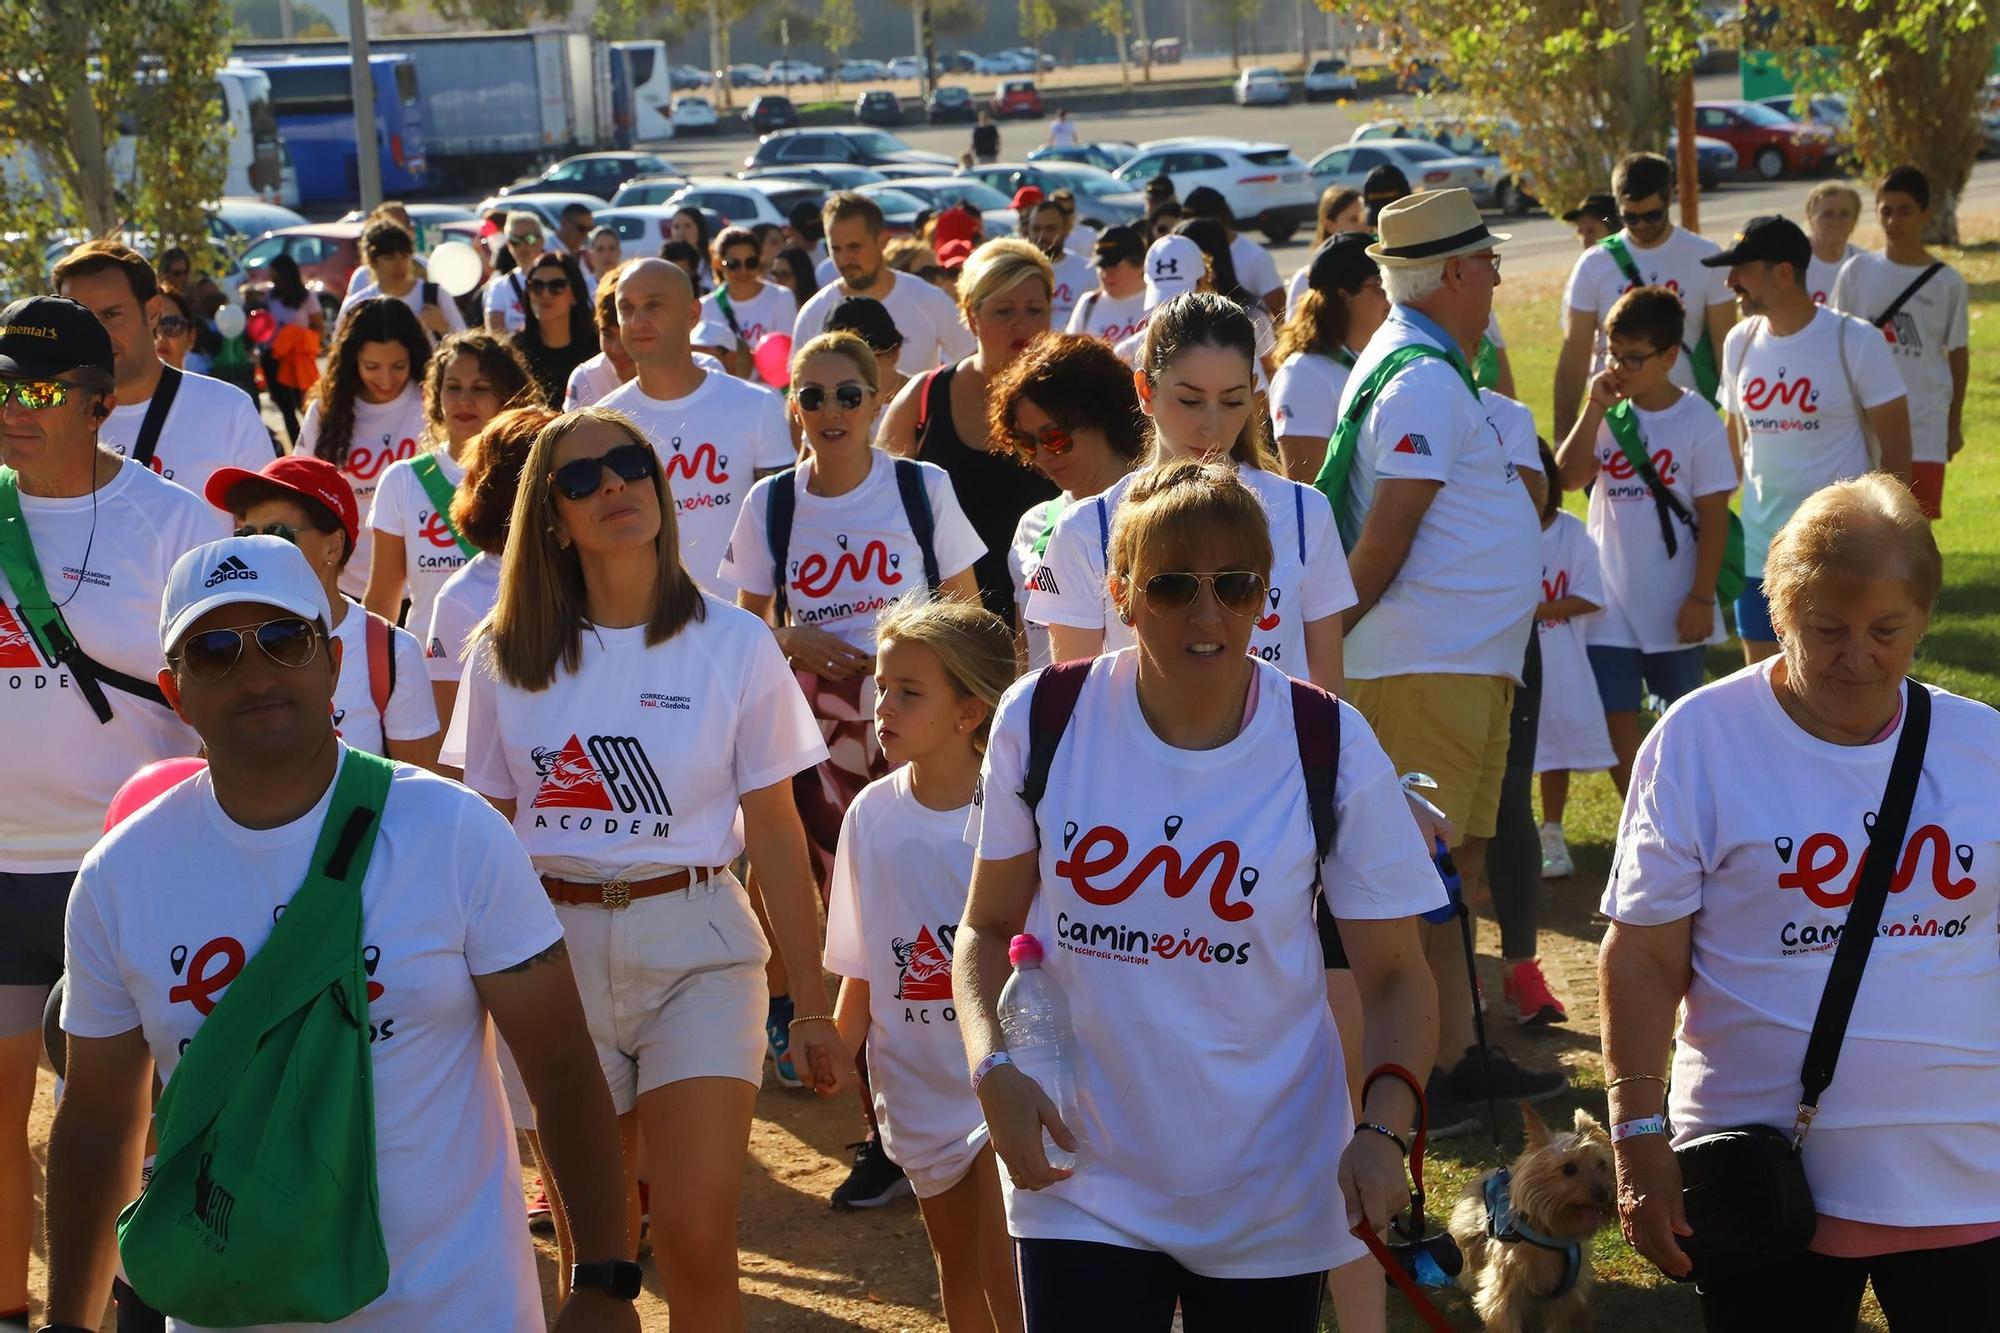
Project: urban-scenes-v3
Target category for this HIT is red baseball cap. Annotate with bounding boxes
[204,455,361,546]
[935,237,975,269]
[931,203,981,251]
[1011,185,1045,211]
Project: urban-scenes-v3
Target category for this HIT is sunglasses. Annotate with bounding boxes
[508,232,544,246]
[233,522,299,543]
[156,316,193,336]
[526,277,569,296]
[721,255,762,272]
[170,616,321,680]
[550,441,658,501]
[1619,206,1668,227]
[0,379,83,410]
[1010,422,1074,456]
[795,383,868,413]
[1142,570,1266,617]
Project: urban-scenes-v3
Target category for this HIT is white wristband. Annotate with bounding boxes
[1611,1114,1667,1143]
[970,1050,1013,1094]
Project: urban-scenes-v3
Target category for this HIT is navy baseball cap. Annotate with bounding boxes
[0,296,114,380]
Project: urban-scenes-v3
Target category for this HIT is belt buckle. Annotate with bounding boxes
[600,877,633,911]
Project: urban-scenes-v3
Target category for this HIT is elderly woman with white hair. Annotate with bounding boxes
[1600,474,2000,1332]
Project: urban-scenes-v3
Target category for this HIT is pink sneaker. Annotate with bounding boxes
[1503,958,1568,1025]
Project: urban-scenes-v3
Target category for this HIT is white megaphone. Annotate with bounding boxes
[427,240,486,298]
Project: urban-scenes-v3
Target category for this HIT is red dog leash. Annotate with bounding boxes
[1350,1064,1457,1333]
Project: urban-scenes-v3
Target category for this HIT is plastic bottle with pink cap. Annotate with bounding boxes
[995,933,1086,1173]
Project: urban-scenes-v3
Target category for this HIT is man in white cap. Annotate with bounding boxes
[44,534,639,1333]
[1312,188,1563,1130]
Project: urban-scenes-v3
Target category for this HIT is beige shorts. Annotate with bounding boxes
[1346,672,1514,844]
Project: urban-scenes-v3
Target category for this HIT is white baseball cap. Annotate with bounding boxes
[692,318,737,350]
[1143,234,1203,310]
[159,536,335,657]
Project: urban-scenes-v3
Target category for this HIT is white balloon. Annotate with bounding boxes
[214,304,247,339]
[428,241,485,298]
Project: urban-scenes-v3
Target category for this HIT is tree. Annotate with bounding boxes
[1203,0,1261,69]
[1091,0,1132,93]
[821,0,859,89]
[0,0,233,295]
[1766,0,1997,243]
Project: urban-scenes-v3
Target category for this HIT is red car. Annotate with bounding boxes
[240,223,365,300]
[991,79,1043,119]
[1694,100,1832,180]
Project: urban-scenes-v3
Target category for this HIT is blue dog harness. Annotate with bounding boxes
[1482,1167,1583,1298]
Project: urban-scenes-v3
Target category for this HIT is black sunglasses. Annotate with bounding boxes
[156,316,193,336]
[508,231,544,246]
[721,255,762,272]
[1142,570,1266,616]
[526,277,570,296]
[234,522,299,543]
[170,616,321,680]
[795,383,868,412]
[550,441,658,501]
[1619,206,1668,227]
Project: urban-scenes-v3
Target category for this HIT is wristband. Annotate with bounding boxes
[970,1050,1014,1093]
[1353,1121,1409,1157]
[1611,1114,1668,1143]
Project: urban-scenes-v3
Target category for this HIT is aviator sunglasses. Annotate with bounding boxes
[795,383,867,412]
[169,616,321,680]
[550,441,658,501]
[1142,570,1267,616]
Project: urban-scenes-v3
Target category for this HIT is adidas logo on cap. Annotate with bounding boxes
[203,555,260,588]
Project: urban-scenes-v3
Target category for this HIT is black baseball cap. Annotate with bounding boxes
[0,296,114,380]
[1307,233,1379,296]
[824,296,903,353]
[1700,214,1812,271]
[1561,193,1617,227]
[1362,164,1411,201]
[1092,224,1145,268]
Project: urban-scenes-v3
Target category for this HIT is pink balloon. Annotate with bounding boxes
[104,757,208,831]
[753,332,793,389]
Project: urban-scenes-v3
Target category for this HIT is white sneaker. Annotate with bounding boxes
[1539,822,1575,878]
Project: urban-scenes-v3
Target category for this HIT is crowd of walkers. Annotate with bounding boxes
[0,146,1992,1333]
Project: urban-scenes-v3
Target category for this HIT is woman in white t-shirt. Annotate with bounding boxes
[296,298,434,601]
[205,455,442,770]
[701,225,800,380]
[960,461,1445,1331]
[1270,233,1389,483]
[364,329,533,635]
[825,598,1023,1330]
[986,333,1146,672]
[458,405,848,1325]
[1601,476,2000,1330]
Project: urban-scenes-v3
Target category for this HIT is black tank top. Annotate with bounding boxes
[917,364,1058,621]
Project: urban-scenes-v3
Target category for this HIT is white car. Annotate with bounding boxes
[976,51,1036,75]
[1114,138,1319,243]
[1302,58,1358,102]
[836,58,888,83]
[766,60,826,85]
[666,176,830,228]
[887,56,925,80]
[1234,67,1290,107]
[670,96,718,134]
[1308,138,1492,202]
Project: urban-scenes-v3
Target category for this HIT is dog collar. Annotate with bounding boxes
[1482,1167,1583,1299]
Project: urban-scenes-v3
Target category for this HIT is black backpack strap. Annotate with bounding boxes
[1019,658,1092,819]
[1290,678,1344,968]
[1872,261,1945,330]
[892,457,942,595]
[132,364,183,469]
[765,466,798,621]
[913,364,947,453]
[1794,678,1932,1145]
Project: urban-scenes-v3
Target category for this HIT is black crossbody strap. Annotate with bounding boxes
[1794,678,1932,1144]
[132,364,183,469]
[1871,261,1944,330]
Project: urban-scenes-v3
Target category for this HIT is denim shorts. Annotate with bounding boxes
[1586,644,1709,714]
[1735,576,1777,644]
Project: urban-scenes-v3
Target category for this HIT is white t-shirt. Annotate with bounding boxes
[701,282,798,352]
[1583,391,1734,652]
[1534,513,1615,773]
[340,275,467,337]
[824,767,986,1183]
[328,605,439,756]
[1829,253,1969,465]
[63,753,559,1332]
[296,387,430,600]
[1048,118,1078,148]
[971,650,1446,1276]
[423,552,499,684]
[1283,264,1310,321]
[0,464,220,872]
[1230,232,1281,301]
[1065,223,1100,256]
[1563,229,1733,396]
[99,368,279,496]
[1270,350,1351,440]
[1603,663,2000,1225]
[1046,248,1096,330]
[1028,463,1354,675]
[481,272,528,333]
[598,371,794,600]
[1008,496,1071,671]
[1336,309,1541,681]
[1064,288,1148,346]
[367,449,472,635]
[459,597,827,880]
[719,451,985,651]
[1718,308,1906,577]
[793,270,974,373]
[1808,243,1861,306]
[1481,388,1542,478]
[563,351,625,409]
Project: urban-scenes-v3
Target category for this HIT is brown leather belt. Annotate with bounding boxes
[539,868,724,910]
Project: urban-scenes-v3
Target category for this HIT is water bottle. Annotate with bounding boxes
[995,933,1085,1172]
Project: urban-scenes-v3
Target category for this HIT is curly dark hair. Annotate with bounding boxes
[311,297,431,466]
[422,328,534,443]
[985,332,1148,468]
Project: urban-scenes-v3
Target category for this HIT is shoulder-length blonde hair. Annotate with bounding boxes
[481,406,705,691]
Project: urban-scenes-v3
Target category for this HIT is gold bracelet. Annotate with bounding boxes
[1607,1073,1666,1091]
[787,1015,833,1032]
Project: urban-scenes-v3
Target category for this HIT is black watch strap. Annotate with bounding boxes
[571,1258,644,1300]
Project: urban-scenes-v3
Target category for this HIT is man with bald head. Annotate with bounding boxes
[600,260,793,597]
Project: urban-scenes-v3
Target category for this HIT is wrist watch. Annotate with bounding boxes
[571,1258,645,1300]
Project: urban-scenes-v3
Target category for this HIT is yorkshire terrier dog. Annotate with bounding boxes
[1447,1103,1615,1333]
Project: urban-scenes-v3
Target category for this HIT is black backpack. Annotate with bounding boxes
[764,457,941,619]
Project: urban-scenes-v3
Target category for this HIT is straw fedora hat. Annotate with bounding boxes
[1365,188,1511,267]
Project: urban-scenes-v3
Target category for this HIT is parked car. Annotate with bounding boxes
[500,152,679,202]
[1756,93,1850,137]
[1351,118,1523,212]
[721,64,769,88]
[213,198,309,251]
[669,64,714,89]
[1306,138,1491,205]
[864,176,1018,237]
[1234,67,1290,107]
[1027,142,1138,173]
[744,127,955,172]
[766,59,826,86]
[928,85,978,123]
[1665,135,1740,192]
[740,164,887,190]
[240,223,363,299]
[591,205,686,248]
[670,95,718,135]
[887,56,925,80]
[940,50,980,74]
[748,95,800,135]
[334,202,477,229]
[609,174,695,208]
[992,79,1043,118]
[472,193,612,239]
[855,90,903,126]
[666,177,830,229]
[1115,138,1320,243]
[975,51,1035,75]
[1694,100,1833,179]
[1007,47,1059,72]
[955,161,1148,228]
[1302,58,1358,102]
[837,58,888,83]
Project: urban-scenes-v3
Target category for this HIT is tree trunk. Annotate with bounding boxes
[1135,0,1150,82]
[47,3,114,236]
[711,0,730,111]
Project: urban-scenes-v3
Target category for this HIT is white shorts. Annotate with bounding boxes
[899,1124,992,1200]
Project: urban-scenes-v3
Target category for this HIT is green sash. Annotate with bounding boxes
[1314,340,1479,552]
[1601,234,1719,406]
[411,453,476,557]
[1604,401,1745,605]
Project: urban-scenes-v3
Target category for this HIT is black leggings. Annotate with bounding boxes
[1016,1238,1322,1333]
[1698,1234,2000,1332]
[1485,630,1542,960]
